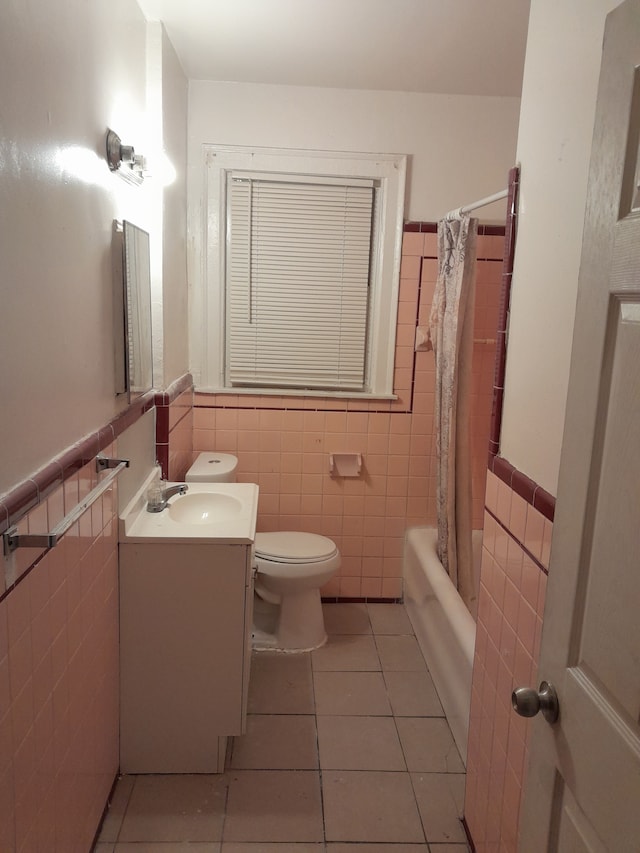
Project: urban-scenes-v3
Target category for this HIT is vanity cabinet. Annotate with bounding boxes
[119,541,254,773]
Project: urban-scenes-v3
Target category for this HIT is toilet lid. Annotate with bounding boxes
[254,531,338,564]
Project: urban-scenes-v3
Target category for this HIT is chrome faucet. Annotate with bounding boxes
[146,482,189,513]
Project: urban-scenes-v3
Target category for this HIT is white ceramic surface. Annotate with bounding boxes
[119,474,258,544]
[168,491,243,524]
[403,527,476,764]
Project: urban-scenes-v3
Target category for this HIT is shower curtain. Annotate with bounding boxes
[427,215,477,609]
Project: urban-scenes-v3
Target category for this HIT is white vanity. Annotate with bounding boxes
[118,479,259,773]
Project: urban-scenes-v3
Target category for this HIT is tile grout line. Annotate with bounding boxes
[309,639,329,845]
[114,773,135,846]
[372,611,429,848]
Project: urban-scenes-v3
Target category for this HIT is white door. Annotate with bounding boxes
[518,1,640,850]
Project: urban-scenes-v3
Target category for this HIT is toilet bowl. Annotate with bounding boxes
[185,453,341,651]
[253,531,340,651]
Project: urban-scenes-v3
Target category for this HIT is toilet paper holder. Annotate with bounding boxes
[329,453,362,478]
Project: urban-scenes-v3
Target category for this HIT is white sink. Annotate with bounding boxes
[167,492,243,524]
[119,477,259,544]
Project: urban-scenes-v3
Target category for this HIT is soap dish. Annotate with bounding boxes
[329,453,362,478]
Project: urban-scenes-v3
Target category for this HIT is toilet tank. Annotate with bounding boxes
[185,452,238,483]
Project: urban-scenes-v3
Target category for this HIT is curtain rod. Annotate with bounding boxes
[444,188,508,221]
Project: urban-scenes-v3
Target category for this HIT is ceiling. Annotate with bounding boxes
[136,0,530,97]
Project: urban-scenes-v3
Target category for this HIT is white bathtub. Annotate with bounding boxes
[403,527,477,765]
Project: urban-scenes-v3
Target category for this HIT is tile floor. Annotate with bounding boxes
[94,602,470,852]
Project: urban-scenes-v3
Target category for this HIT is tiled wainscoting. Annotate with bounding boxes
[0,376,192,852]
[0,452,121,852]
[464,468,553,853]
[156,384,194,481]
[191,225,504,600]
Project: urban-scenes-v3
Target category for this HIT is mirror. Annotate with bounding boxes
[113,220,153,398]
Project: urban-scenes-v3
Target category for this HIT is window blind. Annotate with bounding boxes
[225,174,374,390]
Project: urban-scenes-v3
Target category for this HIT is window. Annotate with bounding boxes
[192,146,406,398]
[226,173,374,391]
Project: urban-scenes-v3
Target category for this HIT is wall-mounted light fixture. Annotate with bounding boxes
[106,128,146,186]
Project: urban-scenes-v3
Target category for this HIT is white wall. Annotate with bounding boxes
[188,82,521,225]
[146,22,189,388]
[500,0,623,494]
[0,1,188,496]
[161,30,190,386]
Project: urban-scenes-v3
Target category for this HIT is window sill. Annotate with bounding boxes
[196,386,398,402]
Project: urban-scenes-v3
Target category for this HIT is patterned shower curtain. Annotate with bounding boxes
[427,215,477,610]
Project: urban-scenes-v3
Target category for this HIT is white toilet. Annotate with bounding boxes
[185,452,341,652]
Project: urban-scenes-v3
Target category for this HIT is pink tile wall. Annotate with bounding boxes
[0,456,119,852]
[464,470,551,853]
[167,388,194,481]
[471,251,503,529]
[154,378,194,481]
[192,228,504,599]
[489,167,520,460]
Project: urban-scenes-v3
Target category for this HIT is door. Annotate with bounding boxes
[519,2,640,850]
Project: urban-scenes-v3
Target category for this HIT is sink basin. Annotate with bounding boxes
[119,478,259,544]
[167,492,243,524]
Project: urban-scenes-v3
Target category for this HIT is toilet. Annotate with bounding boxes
[185,452,341,652]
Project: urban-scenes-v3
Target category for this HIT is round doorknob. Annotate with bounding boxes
[512,680,559,723]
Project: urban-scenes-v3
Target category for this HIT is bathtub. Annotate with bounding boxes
[403,527,477,764]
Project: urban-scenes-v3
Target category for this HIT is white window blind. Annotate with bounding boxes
[225,174,374,390]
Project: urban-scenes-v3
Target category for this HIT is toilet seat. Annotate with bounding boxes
[254,531,338,564]
[254,530,341,592]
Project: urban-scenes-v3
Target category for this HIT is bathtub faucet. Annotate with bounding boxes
[146,483,188,513]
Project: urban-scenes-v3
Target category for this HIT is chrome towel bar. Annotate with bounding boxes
[2,457,129,556]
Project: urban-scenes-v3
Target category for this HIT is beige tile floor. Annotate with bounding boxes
[94,602,470,852]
